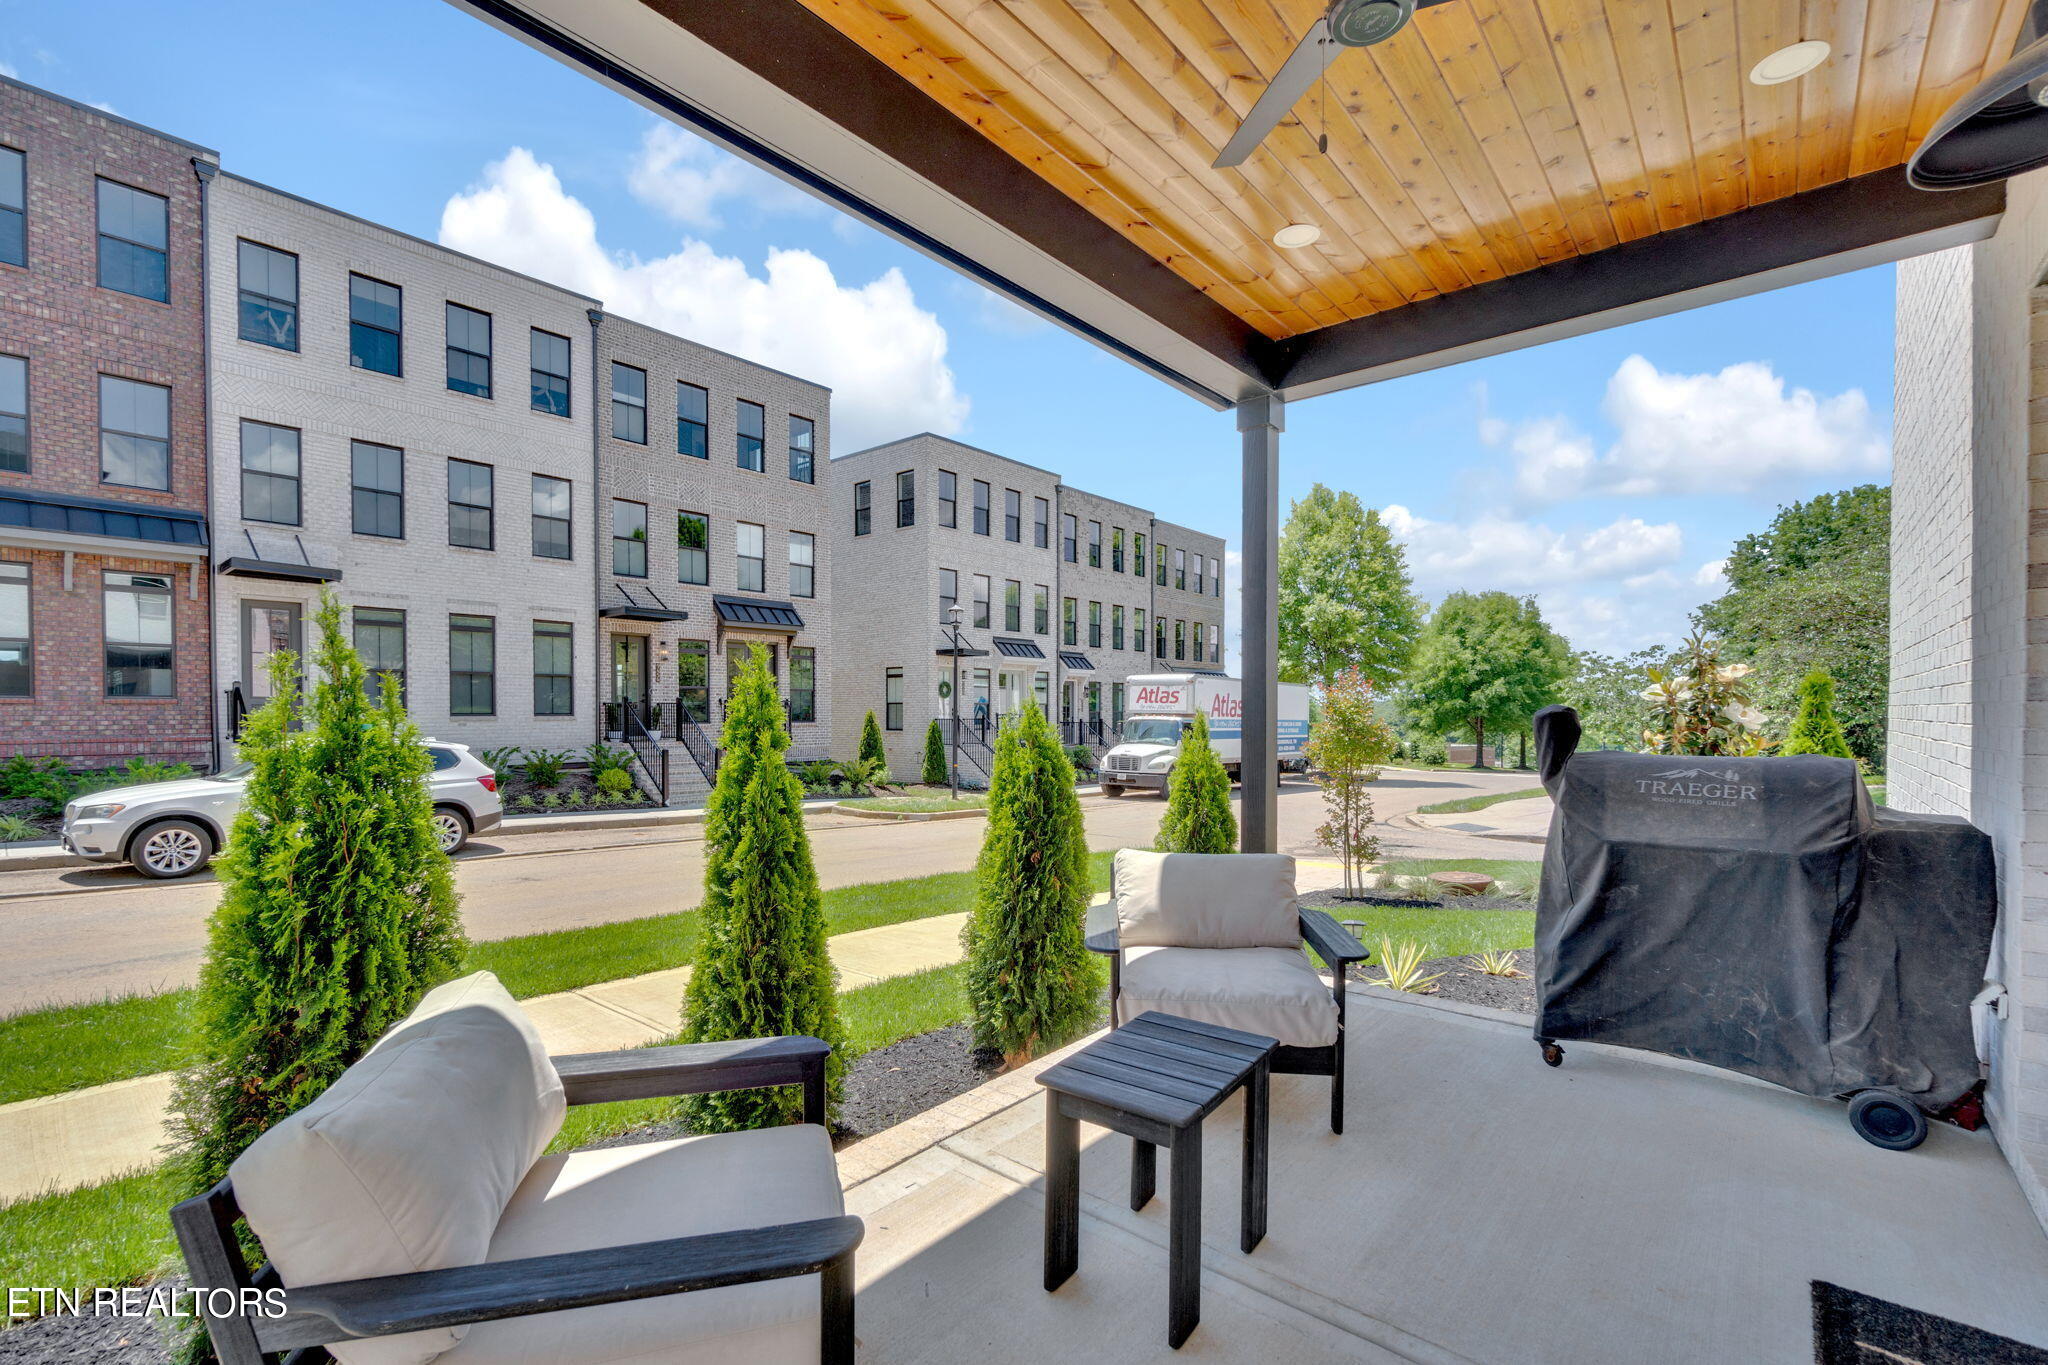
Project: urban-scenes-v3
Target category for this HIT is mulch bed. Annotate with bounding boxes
[0,796,59,841]
[0,1305,175,1364]
[497,767,660,816]
[1409,949,1537,1015]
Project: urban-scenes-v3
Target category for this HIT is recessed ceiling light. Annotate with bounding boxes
[1272,222,1322,249]
[1749,40,1830,86]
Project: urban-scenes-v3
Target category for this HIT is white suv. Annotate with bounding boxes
[61,741,503,879]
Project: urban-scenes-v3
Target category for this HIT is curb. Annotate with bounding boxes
[832,803,990,822]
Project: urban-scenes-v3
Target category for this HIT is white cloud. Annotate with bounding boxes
[89,100,116,115]
[439,147,966,452]
[1693,558,1728,589]
[0,61,16,79]
[1492,354,1888,502]
[1383,504,1682,592]
[625,123,819,230]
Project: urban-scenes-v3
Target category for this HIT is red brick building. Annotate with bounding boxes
[0,79,215,768]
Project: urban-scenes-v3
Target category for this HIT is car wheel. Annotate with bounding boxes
[131,819,214,879]
[432,805,471,855]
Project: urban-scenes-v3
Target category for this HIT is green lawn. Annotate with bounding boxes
[1376,857,1542,900]
[840,788,989,814]
[0,851,1117,1108]
[1336,905,1535,965]
[1415,787,1546,815]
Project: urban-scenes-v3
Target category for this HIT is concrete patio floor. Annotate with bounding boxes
[836,988,2048,1364]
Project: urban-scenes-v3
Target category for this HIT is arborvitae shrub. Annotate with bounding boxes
[859,709,886,768]
[923,718,949,787]
[1154,711,1237,854]
[1780,668,1855,760]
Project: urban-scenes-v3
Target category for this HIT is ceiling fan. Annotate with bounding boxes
[1213,0,1458,169]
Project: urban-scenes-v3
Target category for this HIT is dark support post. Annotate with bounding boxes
[1237,393,1283,855]
[1167,1123,1204,1348]
[1044,1094,1080,1291]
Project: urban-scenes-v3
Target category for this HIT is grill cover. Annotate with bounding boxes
[1532,705,1995,1106]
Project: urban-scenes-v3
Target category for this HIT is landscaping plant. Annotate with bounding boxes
[477,745,522,775]
[1306,668,1398,895]
[837,754,890,797]
[583,741,633,777]
[680,652,844,1131]
[859,709,887,769]
[1403,590,1571,769]
[922,718,949,787]
[1473,949,1524,978]
[168,593,465,1254]
[0,813,37,842]
[963,702,1095,1067]
[1779,669,1855,760]
[520,747,569,787]
[1154,711,1236,854]
[1641,631,1769,757]
[595,766,634,796]
[1371,937,1442,994]
[1278,484,1424,691]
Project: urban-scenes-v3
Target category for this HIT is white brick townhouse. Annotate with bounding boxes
[204,172,599,755]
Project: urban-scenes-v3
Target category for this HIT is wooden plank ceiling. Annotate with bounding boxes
[791,0,2031,341]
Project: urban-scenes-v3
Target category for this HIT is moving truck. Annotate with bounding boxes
[1098,673,1310,797]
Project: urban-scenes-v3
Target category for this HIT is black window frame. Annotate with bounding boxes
[676,640,710,722]
[1088,600,1102,648]
[1112,604,1125,651]
[1111,527,1124,573]
[1134,532,1147,577]
[678,510,710,585]
[972,480,991,536]
[95,178,168,303]
[0,352,26,475]
[895,469,915,528]
[611,498,649,578]
[1004,488,1021,542]
[1175,618,1186,660]
[884,666,903,731]
[789,645,816,723]
[1034,497,1050,549]
[1135,608,1147,653]
[1193,556,1205,595]
[1156,616,1167,658]
[354,605,407,707]
[788,413,815,483]
[736,520,766,593]
[1061,513,1077,564]
[1004,578,1021,633]
[789,530,816,598]
[449,613,496,716]
[1088,521,1102,568]
[236,239,298,351]
[348,272,403,376]
[103,571,174,698]
[938,567,957,622]
[853,480,871,536]
[1034,585,1049,636]
[972,573,991,630]
[1193,621,1205,664]
[938,469,957,527]
[530,473,573,560]
[351,440,405,539]
[1211,556,1222,597]
[98,374,170,491]
[1063,597,1077,647]
[1175,547,1186,590]
[447,457,495,551]
[0,560,29,699]
[530,327,571,417]
[0,146,22,269]
[238,419,302,527]
[737,399,765,471]
[444,302,493,399]
[611,362,647,444]
[533,619,574,716]
[1156,543,1168,586]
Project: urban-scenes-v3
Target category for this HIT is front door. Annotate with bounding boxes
[243,600,303,702]
[612,635,647,725]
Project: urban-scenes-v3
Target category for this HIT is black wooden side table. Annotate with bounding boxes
[1036,1010,1278,1349]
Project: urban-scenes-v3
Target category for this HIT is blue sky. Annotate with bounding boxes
[4,0,1900,663]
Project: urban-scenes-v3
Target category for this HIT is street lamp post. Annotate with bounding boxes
[943,604,965,800]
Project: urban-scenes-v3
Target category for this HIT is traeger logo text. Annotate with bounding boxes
[1633,766,1759,807]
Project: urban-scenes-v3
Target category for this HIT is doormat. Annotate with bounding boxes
[1813,1282,2048,1364]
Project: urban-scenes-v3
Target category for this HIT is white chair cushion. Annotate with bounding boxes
[438,1124,844,1365]
[1119,946,1338,1047]
[1114,849,1299,950]
[231,973,566,1365]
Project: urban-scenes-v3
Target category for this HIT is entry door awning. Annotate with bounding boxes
[1059,653,1094,672]
[217,529,341,583]
[993,637,1045,659]
[713,594,805,631]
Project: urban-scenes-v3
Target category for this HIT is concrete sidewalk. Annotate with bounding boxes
[1406,793,1553,844]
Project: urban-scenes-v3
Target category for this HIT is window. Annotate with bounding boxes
[1061,513,1077,563]
[789,646,816,723]
[447,458,494,550]
[736,521,765,593]
[449,614,495,715]
[104,572,172,696]
[1063,597,1077,646]
[0,147,21,267]
[852,481,871,536]
[884,667,903,730]
[1174,548,1186,590]
[1134,532,1147,577]
[788,414,815,483]
[1004,579,1021,633]
[1156,542,1167,586]
[895,469,915,527]
[239,420,300,525]
[677,641,710,722]
[612,499,648,577]
[938,470,957,527]
[99,375,169,489]
[726,640,775,699]
[611,363,646,443]
[0,562,27,697]
[1135,609,1146,652]
[972,574,991,629]
[1088,521,1102,568]
[1176,620,1188,660]
[737,400,765,471]
[938,567,957,622]
[97,179,167,302]
[1112,604,1125,651]
[354,606,406,706]
[531,474,572,560]
[530,328,571,416]
[237,241,298,349]
[972,480,991,535]
[1155,616,1167,658]
[351,441,404,539]
[0,353,24,473]
[789,531,815,598]
[1034,585,1049,636]
[1213,631,1221,663]
[1088,601,1102,648]
[1210,557,1221,596]
[1034,497,1050,548]
[1111,528,1124,573]
[678,511,709,584]
[445,303,491,398]
[1004,488,1021,542]
[1193,621,1205,664]
[1193,555,1205,595]
[534,620,573,715]
[348,273,402,375]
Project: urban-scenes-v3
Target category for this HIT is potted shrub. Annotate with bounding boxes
[647,702,665,743]
[604,700,624,741]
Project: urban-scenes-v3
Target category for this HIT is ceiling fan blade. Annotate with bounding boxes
[1213,18,1340,169]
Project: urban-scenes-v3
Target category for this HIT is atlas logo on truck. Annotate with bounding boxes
[1098,673,1309,798]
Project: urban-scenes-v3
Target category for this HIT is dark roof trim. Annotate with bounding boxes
[1059,653,1094,671]
[713,594,805,631]
[217,556,341,583]
[0,488,208,548]
[993,637,1046,660]
[599,604,690,622]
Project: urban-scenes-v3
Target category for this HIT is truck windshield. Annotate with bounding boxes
[1123,718,1185,745]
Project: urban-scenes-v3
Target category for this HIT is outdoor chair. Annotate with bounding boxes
[170,971,860,1365]
[1089,849,1368,1133]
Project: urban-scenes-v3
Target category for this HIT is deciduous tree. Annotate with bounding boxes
[1278,485,1423,690]
[1305,669,1398,895]
[1403,592,1570,767]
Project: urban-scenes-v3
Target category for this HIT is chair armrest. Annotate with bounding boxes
[553,1035,829,1107]
[1085,928,1120,956]
[1299,908,1370,965]
[254,1216,865,1353]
